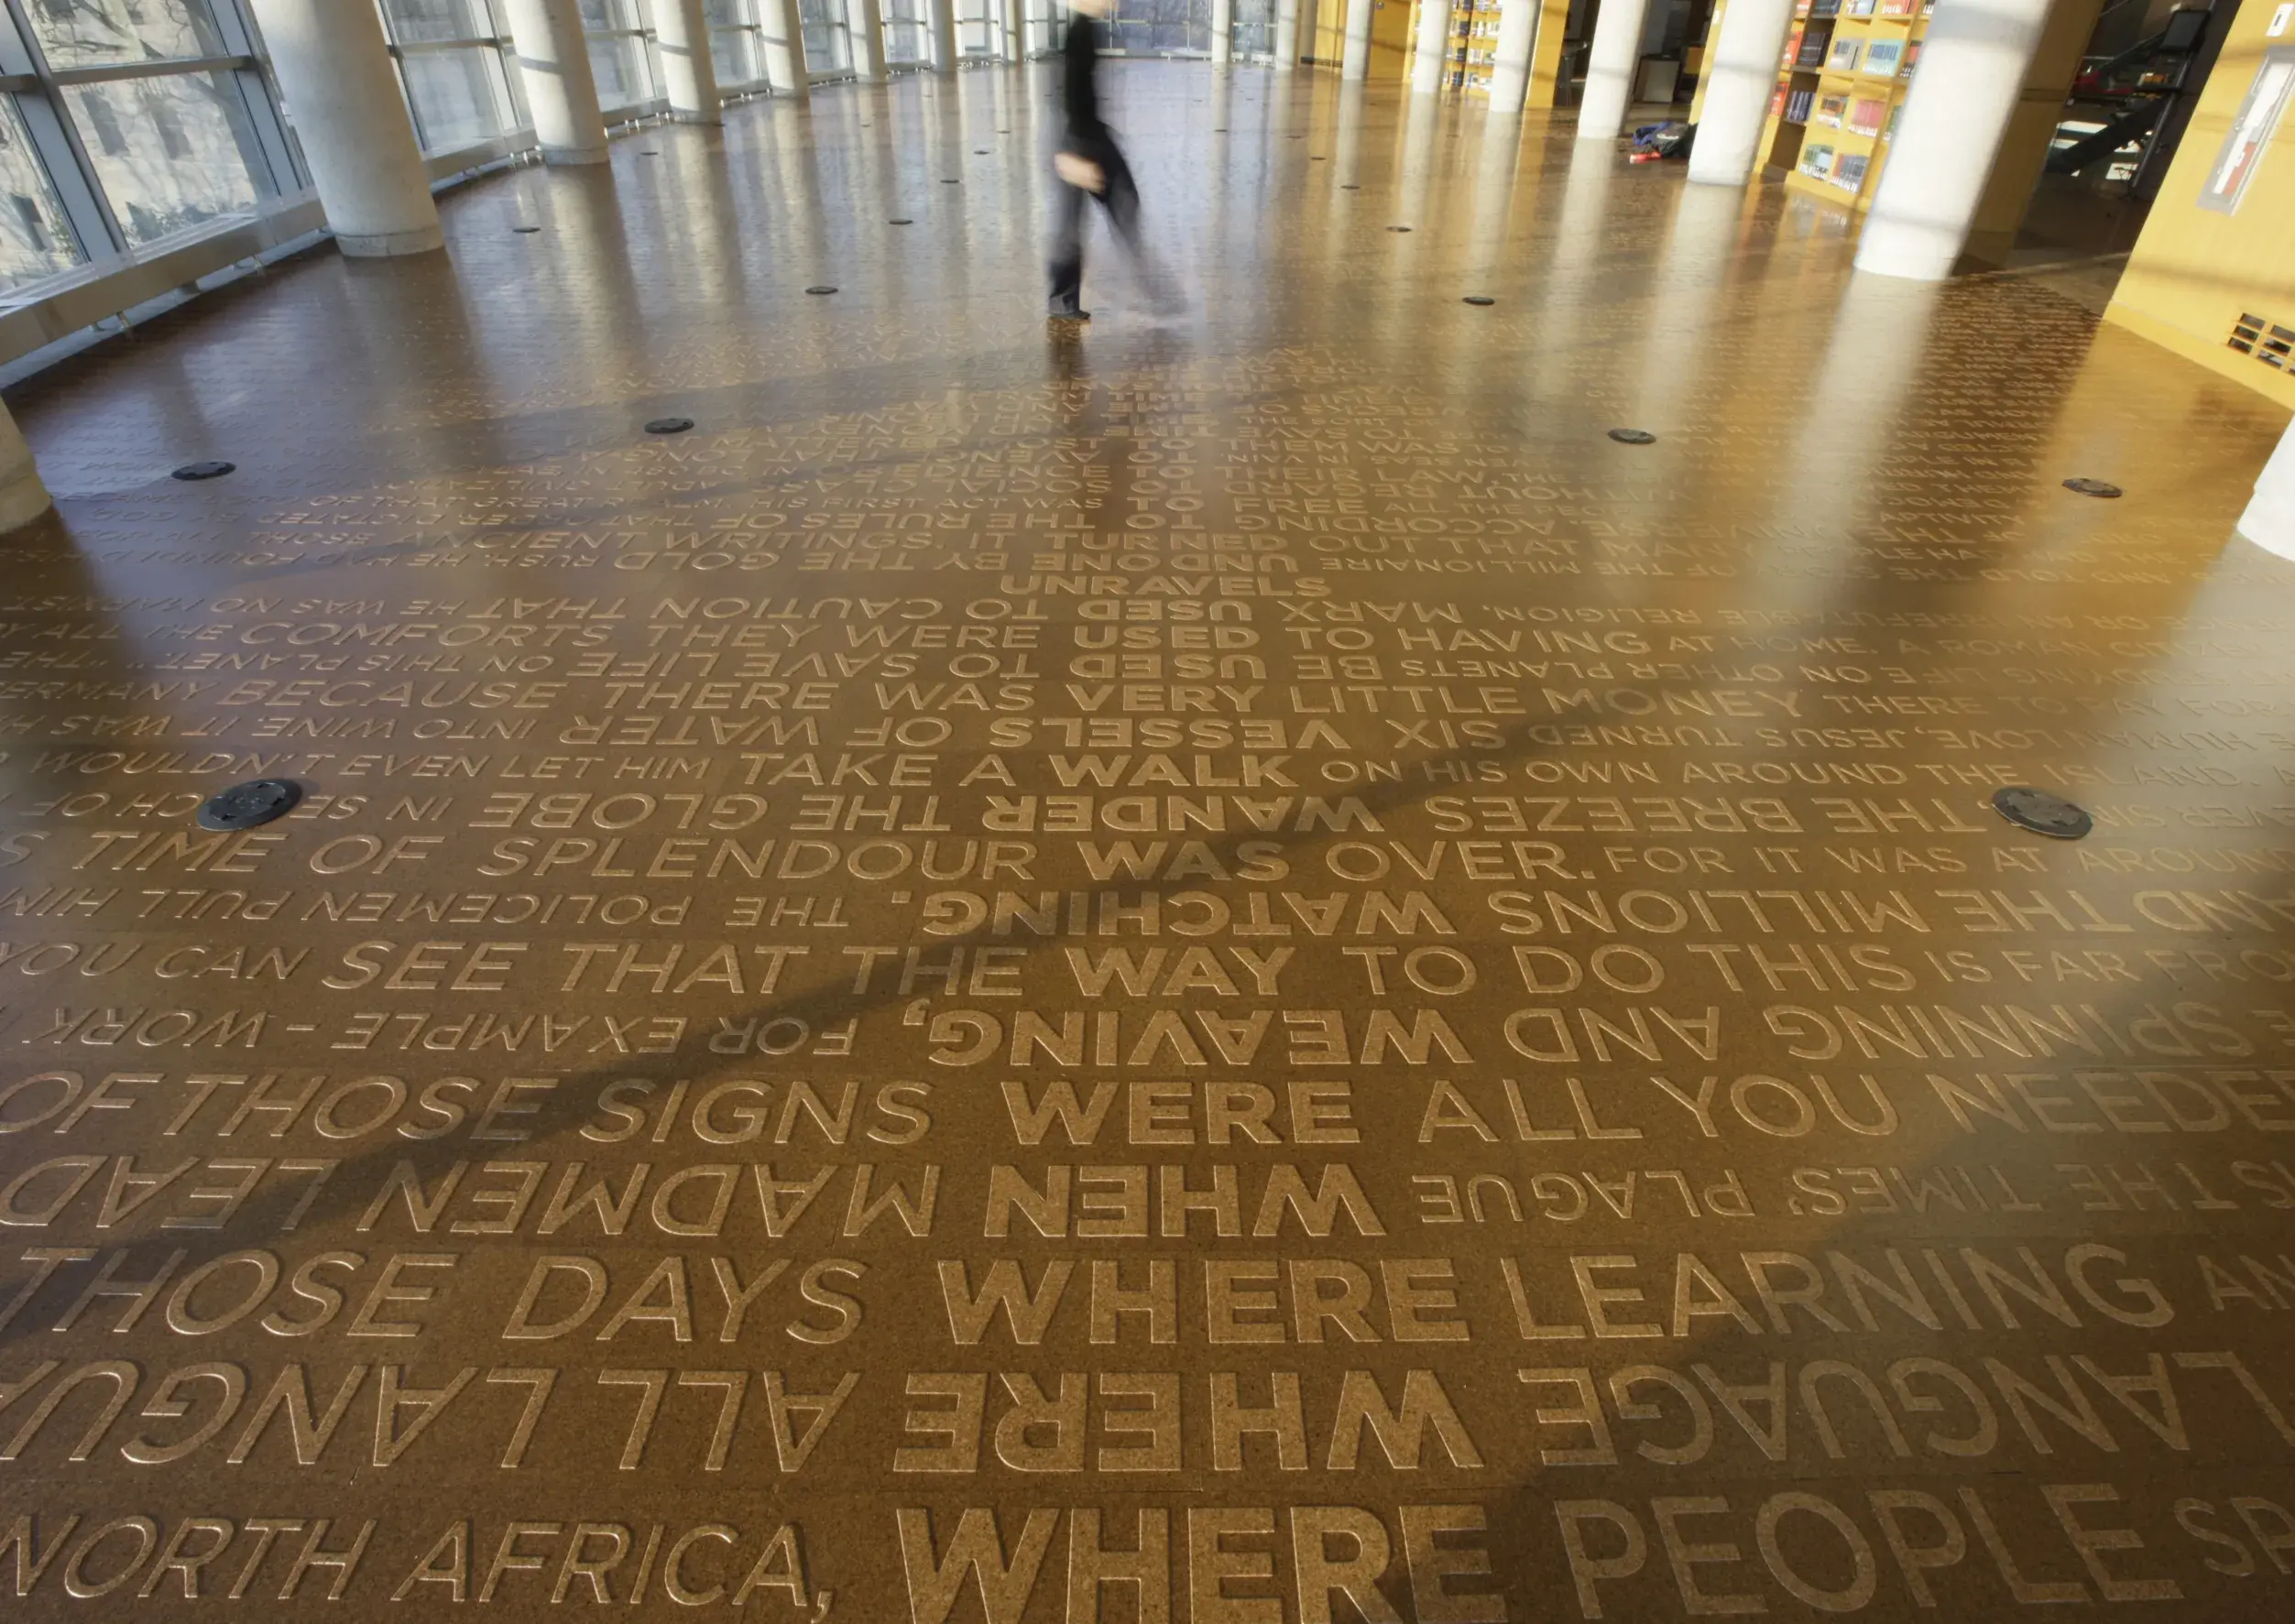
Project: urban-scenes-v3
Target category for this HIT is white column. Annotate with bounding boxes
[2239,419,2295,562]
[501,0,610,164]
[651,0,724,121]
[1213,0,1234,62]
[1273,0,1300,67]
[1686,0,1794,183]
[930,0,959,65]
[1004,0,1025,59]
[850,0,889,76]
[762,0,812,93]
[1340,0,1373,79]
[1853,0,2050,278]
[1410,0,1453,92]
[1487,0,1537,112]
[0,404,50,535]
[246,0,442,256]
[1577,0,1651,140]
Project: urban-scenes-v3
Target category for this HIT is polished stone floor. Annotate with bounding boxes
[2,61,2293,1619]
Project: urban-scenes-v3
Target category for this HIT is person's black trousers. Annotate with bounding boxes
[1048,139,1140,311]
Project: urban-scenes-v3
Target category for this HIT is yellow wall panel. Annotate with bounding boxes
[2106,8,2295,408]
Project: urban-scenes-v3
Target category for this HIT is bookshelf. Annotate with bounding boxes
[1755,0,1931,211]
[1451,0,1504,94]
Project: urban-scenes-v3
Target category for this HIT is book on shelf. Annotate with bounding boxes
[1782,24,1805,64]
[1862,38,1902,73]
[1847,95,1887,134]
[1826,37,1861,70]
[1795,21,1833,63]
[1786,87,1816,121]
[1816,92,1848,125]
[1847,0,1877,14]
[1770,85,1788,116]
[1900,39,1919,74]
[1877,0,1918,15]
[1831,152,1869,190]
[1809,0,1841,16]
[1885,102,1901,138]
[1800,144,1836,179]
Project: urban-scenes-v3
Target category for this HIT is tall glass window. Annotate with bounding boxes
[5,1,294,262]
[705,0,770,86]
[377,0,520,152]
[1233,0,1273,56]
[379,0,495,43]
[0,100,79,290]
[797,0,848,72]
[956,0,993,55]
[1109,0,1209,53]
[581,0,658,109]
[24,0,231,71]
[67,71,261,245]
[884,0,929,65]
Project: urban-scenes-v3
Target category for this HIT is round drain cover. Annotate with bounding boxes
[1993,786,2092,840]
[1387,225,1411,233]
[198,779,301,833]
[942,178,959,184]
[2063,477,2121,498]
[805,285,837,295]
[1340,183,1359,189]
[1608,429,1656,445]
[172,461,235,481]
[645,417,694,435]
[1463,295,1494,306]
[890,217,913,224]
[512,224,541,234]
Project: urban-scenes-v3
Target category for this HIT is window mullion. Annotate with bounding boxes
[209,0,307,193]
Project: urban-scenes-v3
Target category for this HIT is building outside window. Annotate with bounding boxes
[798,0,849,73]
[376,1,524,152]
[0,100,77,289]
[582,0,660,109]
[1233,0,1272,57]
[1109,0,1210,54]
[956,0,992,56]
[884,0,929,66]
[705,0,770,88]
[0,0,290,267]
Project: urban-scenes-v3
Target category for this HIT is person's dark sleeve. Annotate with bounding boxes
[1063,16,1103,140]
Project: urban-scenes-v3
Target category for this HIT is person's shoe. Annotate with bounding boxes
[1047,302,1090,321]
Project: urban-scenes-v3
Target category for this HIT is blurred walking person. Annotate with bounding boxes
[1048,0,1171,320]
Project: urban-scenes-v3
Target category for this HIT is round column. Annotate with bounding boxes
[1410,0,1453,93]
[246,0,443,256]
[1340,0,1373,80]
[501,0,610,164]
[1486,0,1536,112]
[0,404,52,535]
[930,0,959,67]
[1273,0,1300,69]
[651,0,724,122]
[763,0,813,97]
[1853,0,2051,278]
[1213,0,1234,62]
[1577,0,1653,140]
[2239,419,2295,562]
[1686,0,1796,184]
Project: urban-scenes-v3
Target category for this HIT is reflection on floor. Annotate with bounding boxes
[2,62,2293,1621]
